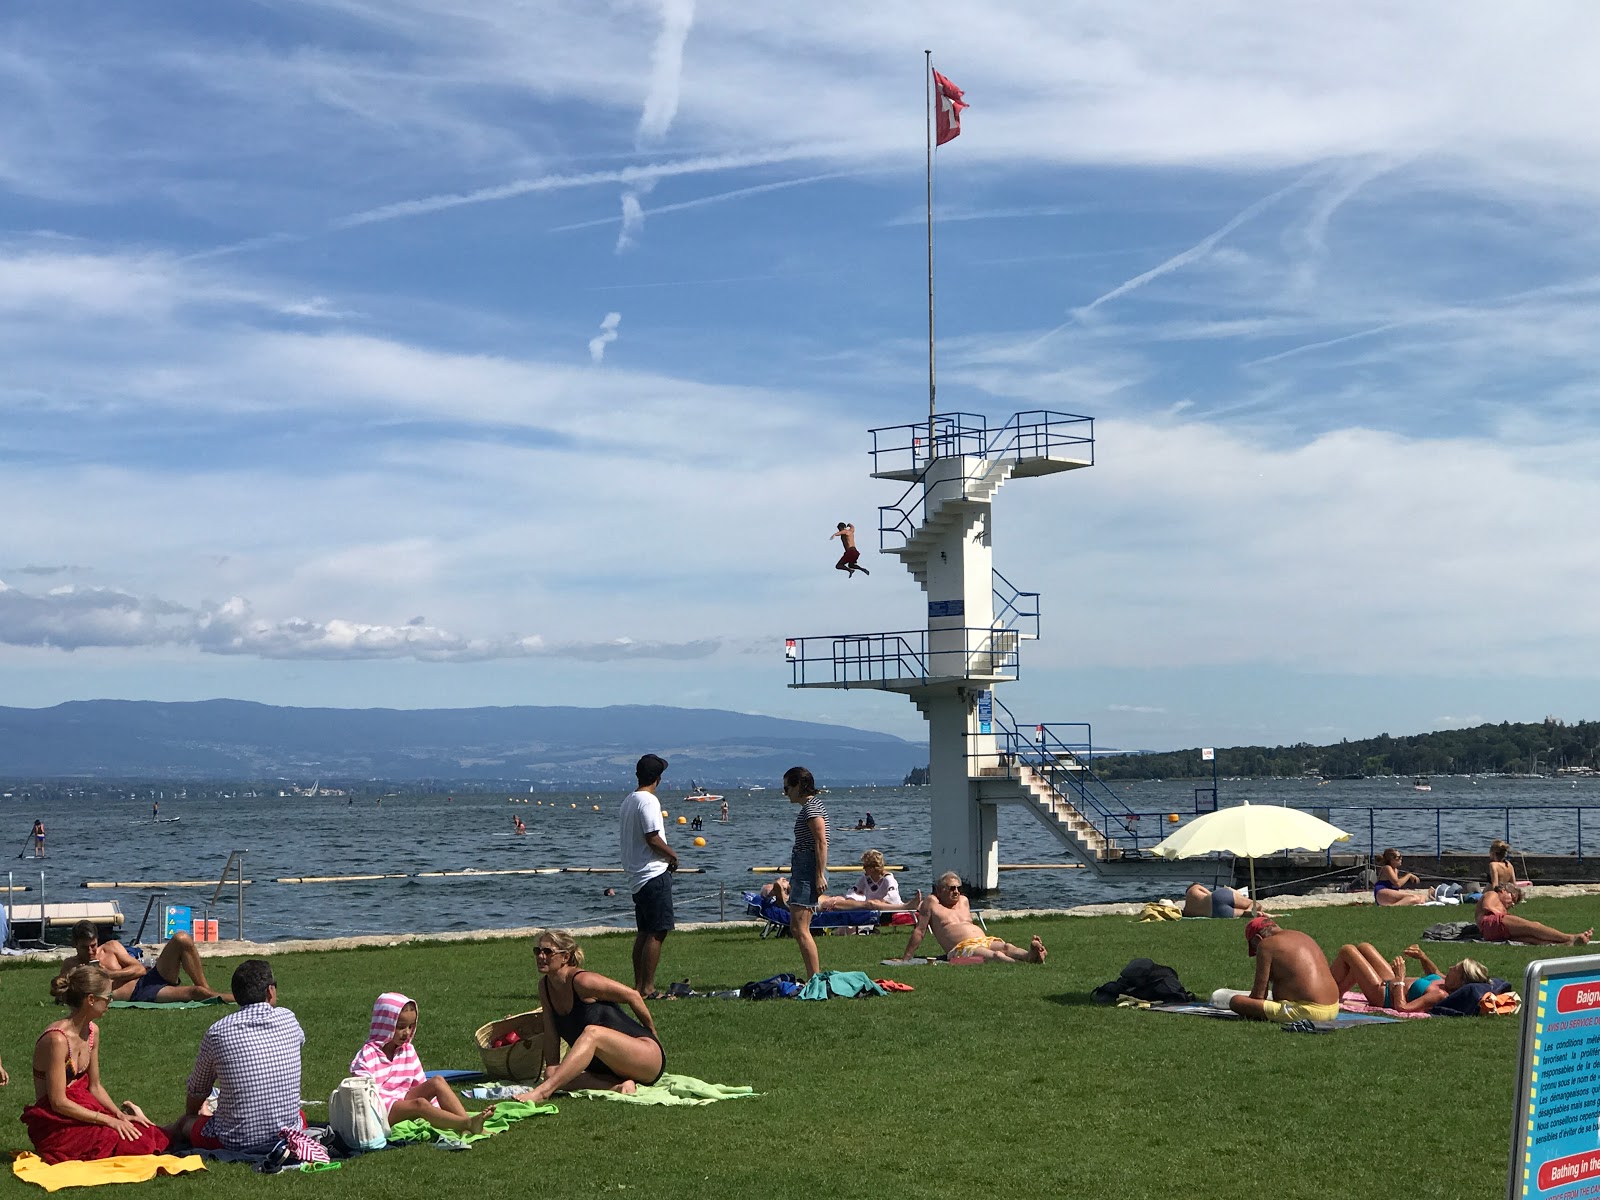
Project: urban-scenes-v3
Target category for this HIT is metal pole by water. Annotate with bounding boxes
[236,853,245,943]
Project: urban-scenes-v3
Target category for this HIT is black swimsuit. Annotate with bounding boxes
[546,972,665,1084]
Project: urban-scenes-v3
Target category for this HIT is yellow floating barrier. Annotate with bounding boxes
[560,866,702,874]
[414,868,563,878]
[84,880,253,889]
[749,865,905,873]
[274,873,409,884]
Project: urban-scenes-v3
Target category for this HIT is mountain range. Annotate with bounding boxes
[0,699,924,785]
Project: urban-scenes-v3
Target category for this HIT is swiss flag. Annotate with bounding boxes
[933,70,967,145]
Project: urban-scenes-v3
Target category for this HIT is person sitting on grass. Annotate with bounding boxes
[177,960,304,1154]
[1488,839,1519,889]
[1182,883,1265,918]
[760,860,920,914]
[1225,917,1341,1023]
[514,930,664,1104]
[1331,942,1489,1013]
[352,993,494,1135]
[1372,849,1452,906]
[897,873,1046,963]
[1476,884,1592,946]
[21,965,170,1163]
[59,919,231,1005]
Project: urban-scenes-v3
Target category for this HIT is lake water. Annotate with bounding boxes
[4,775,1597,942]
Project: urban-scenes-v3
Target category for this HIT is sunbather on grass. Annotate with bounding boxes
[60,919,231,1005]
[1372,849,1444,906]
[1228,918,1340,1023]
[1332,942,1488,1012]
[352,993,493,1135]
[1477,884,1592,945]
[515,930,665,1105]
[1182,883,1264,918]
[897,873,1046,963]
[761,870,920,913]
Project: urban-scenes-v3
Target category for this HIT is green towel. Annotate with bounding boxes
[566,1074,758,1106]
[798,970,888,1000]
[387,1099,557,1145]
[110,997,227,1009]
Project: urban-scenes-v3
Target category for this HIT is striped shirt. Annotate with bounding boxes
[791,796,828,861]
[351,1040,425,1112]
[185,1003,305,1153]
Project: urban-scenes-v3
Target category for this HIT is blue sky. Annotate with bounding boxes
[4,1,1600,750]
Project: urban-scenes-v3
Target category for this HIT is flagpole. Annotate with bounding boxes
[925,50,936,462]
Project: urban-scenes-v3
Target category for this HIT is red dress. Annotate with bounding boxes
[21,1027,170,1163]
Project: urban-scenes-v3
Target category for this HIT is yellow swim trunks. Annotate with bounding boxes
[949,936,998,958]
[1260,999,1341,1024]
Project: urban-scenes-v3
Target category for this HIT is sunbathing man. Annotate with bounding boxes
[59,920,232,1005]
[1182,883,1264,918]
[898,873,1046,963]
[1227,917,1340,1023]
[1476,884,1592,946]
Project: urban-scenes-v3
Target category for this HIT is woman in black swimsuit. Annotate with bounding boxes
[517,930,665,1104]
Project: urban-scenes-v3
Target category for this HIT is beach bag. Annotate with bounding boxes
[473,1009,545,1081]
[1091,958,1196,1006]
[740,973,800,1000]
[328,1075,389,1152]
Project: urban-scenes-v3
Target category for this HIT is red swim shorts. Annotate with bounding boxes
[837,547,860,566]
[1478,911,1508,941]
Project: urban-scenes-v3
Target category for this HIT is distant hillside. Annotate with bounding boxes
[1092,717,1600,780]
[0,699,923,785]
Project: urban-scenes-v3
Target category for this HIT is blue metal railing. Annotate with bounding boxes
[1318,805,1589,862]
[868,409,1096,478]
[992,569,1039,641]
[981,696,1148,852]
[875,410,1096,552]
[785,627,1021,688]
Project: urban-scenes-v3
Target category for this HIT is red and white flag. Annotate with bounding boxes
[933,69,967,145]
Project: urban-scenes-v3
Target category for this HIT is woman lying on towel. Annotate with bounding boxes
[514,929,664,1105]
[1476,884,1592,946]
[1331,942,1488,1013]
[21,965,170,1163]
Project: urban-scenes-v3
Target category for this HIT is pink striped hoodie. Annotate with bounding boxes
[350,991,427,1112]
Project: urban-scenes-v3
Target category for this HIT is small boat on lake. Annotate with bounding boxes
[684,781,724,803]
[1412,776,1432,792]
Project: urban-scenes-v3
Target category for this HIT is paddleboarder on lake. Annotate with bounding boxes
[831,522,870,578]
[31,820,45,859]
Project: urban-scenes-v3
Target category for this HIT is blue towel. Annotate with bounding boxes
[798,970,888,1001]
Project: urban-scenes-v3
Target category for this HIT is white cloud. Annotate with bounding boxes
[636,0,695,144]
[588,311,622,363]
[0,580,718,663]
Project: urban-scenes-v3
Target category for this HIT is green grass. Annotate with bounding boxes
[3,898,1595,1199]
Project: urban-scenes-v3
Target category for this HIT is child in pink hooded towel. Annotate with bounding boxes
[351,992,494,1135]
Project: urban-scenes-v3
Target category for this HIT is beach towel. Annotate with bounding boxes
[1149,1003,1399,1029]
[11,1153,205,1193]
[873,979,913,992]
[565,1074,757,1106]
[385,1099,556,1146]
[797,971,887,1001]
[1422,921,1533,946]
[109,998,225,1010]
[1137,900,1183,922]
[1337,990,1430,1019]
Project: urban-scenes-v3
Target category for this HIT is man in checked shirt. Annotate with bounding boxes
[176,960,305,1153]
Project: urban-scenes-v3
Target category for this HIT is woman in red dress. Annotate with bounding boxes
[22,965,170,1162]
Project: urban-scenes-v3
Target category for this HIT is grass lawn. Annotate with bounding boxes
[3,897,1595,1199]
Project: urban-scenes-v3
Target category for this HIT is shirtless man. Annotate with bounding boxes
[898,872,1045,963]
[831,522,870,577]
[1227,917,1340,1023]
[59,919,232,1005]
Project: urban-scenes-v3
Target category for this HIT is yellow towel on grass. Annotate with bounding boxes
[1138,900,1183,922]
[12,1153,205,1192]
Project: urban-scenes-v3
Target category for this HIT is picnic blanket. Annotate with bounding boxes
[1337,989,1431,1019]
[1148,1002,1399,1029]
[11,1153,205,1192]
[566,1074,757,1107]
[1422,921,1533,946]
[387,1098,556,1147]
[109,998,226,1010]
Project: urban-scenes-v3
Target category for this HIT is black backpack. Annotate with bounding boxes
[1091,957,1196,1006]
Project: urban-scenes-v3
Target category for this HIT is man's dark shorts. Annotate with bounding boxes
[130,965,169,1002]
[633,871,675,934]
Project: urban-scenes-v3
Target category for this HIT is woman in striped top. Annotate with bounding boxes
[784,765,829,979]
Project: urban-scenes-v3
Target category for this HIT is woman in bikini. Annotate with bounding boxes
[1331,942,1488,1013]
[1476,884,1592,946]
[22,965,170,1162]
[1372,849,1454,906]
[1488,840,1518,889]
[515,930,664,1105]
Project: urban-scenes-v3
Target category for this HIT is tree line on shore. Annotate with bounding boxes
[1089,717,1600,781]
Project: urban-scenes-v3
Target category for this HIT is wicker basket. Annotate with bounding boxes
[473,1009,545,1082]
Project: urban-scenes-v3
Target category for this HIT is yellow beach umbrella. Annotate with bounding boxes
[1150,801,1351,901]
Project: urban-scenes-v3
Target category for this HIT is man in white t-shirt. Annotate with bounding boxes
[619,753,679,999]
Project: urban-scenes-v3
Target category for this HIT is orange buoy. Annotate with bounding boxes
[1167,813,1181,824]
[677,815,687,825]
[693,836,706,847]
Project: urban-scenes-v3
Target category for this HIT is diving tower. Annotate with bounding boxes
[786,411,1210,892]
